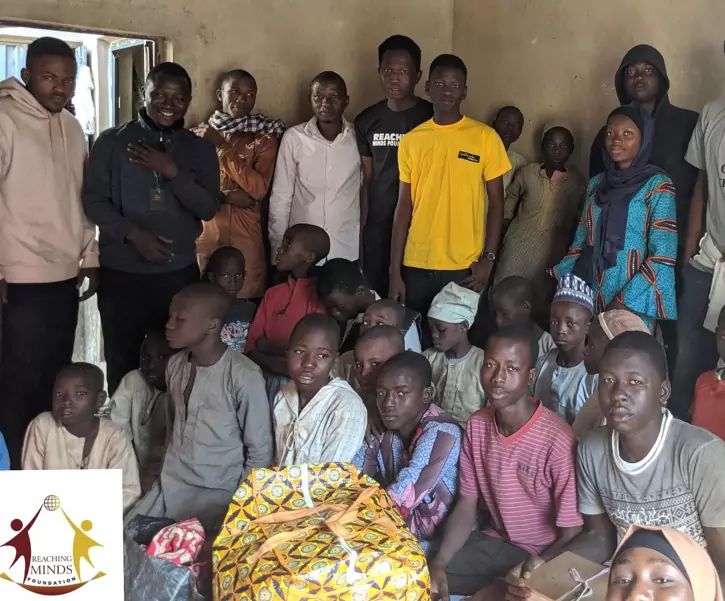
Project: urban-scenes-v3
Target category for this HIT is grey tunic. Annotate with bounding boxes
[136,348,273,530]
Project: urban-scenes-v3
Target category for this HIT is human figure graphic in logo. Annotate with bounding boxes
[0,507,42,583]
[61,509,103,580]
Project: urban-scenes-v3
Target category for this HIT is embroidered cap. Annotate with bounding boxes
[428,282,480,327]
[553,274,594,315]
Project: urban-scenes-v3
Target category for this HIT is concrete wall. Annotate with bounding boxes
[4,0,722,168]
[1,0,452,127]
[453,0,725,172]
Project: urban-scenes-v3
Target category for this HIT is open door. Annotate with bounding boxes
[110,39,156,126]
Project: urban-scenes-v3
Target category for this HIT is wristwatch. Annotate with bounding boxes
[481,252,497,262]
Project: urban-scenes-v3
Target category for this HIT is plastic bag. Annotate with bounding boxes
[126,514,176,545]
[124,533,205,601]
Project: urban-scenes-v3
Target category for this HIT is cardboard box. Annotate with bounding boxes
[525,552,609,601]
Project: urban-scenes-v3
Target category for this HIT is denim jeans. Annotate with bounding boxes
[670,263,719,420]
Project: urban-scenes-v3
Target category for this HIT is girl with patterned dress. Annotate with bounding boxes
[551,104,677,329]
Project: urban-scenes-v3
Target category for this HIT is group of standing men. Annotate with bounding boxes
[1,32,724,466]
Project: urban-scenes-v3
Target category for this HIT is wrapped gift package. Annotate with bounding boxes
[524,552,609,601]
[213,463,430,601]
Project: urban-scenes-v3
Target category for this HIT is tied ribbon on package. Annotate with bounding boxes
[569,567,609,601]
[212,463,430,601]
[248,479,397,585]
[521,551,609,601]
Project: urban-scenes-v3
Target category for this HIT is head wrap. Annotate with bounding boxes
[598,309,650,340]
[595,103,666,271]
[614,529,689,583]
[553,274,594,315]
[428,282,480,327]
[612,525,723,601]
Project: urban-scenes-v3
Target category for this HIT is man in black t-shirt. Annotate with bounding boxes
[355,35,434,295]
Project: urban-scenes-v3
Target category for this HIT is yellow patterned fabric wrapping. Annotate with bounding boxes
[213,463,431,601]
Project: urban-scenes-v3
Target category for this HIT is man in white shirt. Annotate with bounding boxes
[268,71,361,263]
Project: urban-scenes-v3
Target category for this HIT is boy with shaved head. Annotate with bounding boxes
[269,71,361,262]
[491,276,556,362]
[332,298,408,393]
[354,351,462,553]
[23,362,141,512]
[131,281,273,530]
[493,105,526,194]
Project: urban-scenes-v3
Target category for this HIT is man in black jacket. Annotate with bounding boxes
[83,62,220,393]
[589,45,699,374]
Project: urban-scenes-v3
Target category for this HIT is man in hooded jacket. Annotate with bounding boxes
[0,38,100,467]
[589,44,699,373]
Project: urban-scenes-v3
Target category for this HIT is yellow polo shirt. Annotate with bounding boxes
[398,116,511,270]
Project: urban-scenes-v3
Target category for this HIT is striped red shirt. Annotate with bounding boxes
[460,401,582,555]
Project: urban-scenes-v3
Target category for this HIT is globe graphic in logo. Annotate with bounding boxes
[43,494,61,511]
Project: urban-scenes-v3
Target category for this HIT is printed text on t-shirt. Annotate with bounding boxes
[458,151,480,163]
[372,133,404,147]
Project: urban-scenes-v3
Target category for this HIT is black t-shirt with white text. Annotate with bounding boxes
[354,98,433,232]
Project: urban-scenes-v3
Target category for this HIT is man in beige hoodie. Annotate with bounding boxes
[0,37,99,467]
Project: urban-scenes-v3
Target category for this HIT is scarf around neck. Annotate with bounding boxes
[208,110,286,137]
[595,104,665,271]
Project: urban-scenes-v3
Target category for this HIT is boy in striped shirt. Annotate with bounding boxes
[429,325,582,600]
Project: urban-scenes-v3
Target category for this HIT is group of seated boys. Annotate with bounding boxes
[4,221,725,599]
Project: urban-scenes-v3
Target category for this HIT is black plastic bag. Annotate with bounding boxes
[123,533,205,601]
[126,514,176,545]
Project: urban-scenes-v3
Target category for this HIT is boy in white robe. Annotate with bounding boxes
[274,313,367,465]
[22,363,141,513]
[104,329,174,492]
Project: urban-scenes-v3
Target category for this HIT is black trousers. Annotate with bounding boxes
[98,265,199,395]
[403,266,471,347]
[445,530,529,595]
[671,263,719,420]
[362,225,392,296]
[0,279,79,468]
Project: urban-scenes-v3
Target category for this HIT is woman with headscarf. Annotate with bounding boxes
[608,525,723,601]
[551,104,678,329]
[572,309,650,439]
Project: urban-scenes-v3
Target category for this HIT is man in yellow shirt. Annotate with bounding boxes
[389,54,510,332]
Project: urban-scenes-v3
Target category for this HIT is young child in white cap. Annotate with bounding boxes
[423,282,485,427]
[534,273,597,424]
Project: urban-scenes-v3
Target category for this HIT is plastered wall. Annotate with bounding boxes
[453,0,725,172]
[1,0,452,126]
[4,0,723,170]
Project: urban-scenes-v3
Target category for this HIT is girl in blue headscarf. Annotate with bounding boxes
[551,104,677,329]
